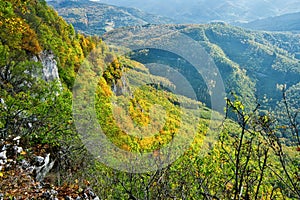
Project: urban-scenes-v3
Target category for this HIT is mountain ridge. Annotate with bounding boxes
[95,0,300,23]
[48,0,174,35]
[103,23,300,110]
[1,1,299,199]
[238,12,300,32]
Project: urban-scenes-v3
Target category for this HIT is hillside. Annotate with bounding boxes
[47,1,300,112]
[239,12,300,32]
[96,0,300,23]
[0,0,223,197]
[1,0,299,199]
[103,23,300,111]
[48,0,174,35]
[0,0,102,198]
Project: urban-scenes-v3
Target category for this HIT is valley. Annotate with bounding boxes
[103,23,300,112]
[0,0,299,199]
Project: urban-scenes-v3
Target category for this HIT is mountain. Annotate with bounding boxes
[95,0,300,23]
[0,0,222,197]
[239,12,300,32]
[103,23,300,111]
[47,0,174,35]
[1,0,300,199]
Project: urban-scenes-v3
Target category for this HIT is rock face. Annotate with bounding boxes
[35,153,55,182]
[33,51,60,82]
[112,76,130,96]
[40,51,60,82]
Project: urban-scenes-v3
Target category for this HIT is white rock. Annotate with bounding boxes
[35,156,45,165]
[1,145,6,151]
[21,159,30,169]
[13,146,23,154]
[26,166,35,173]
[32,50,61,83]
[44,153,50,164]
[0,151,6,160]
[35,153,55,182]
[13,136,21,141]
[40,51,60,81]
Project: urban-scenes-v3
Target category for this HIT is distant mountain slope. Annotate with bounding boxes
[103,23,300,109]
[239,12,300,32]
[48,0,174,35]
[96,0,300,23]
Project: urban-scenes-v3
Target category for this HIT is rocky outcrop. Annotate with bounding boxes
[112,76,130,96]
[33,51,60,82]
[35,154,55,182]
[0,136,100,199]
[0,136,55,182]
[40,51,60,82]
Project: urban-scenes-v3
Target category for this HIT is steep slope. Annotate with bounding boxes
[0,0,101,198]
[239,12,300,32]
[48,0,174,35]
[1,1,299,199]
[0,0,220,197]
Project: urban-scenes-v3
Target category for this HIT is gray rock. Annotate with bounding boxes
[50,189,58,196]
[35,154,55,182]
[42,191,51,199]
[13,145,23,154]
[39,51,60,82]
[35,156,45,166]
[1,145,6,151]
[13,136,21,141]
[21,159,30,169]
[88,190,96,197]
[0,150,6,160]
[28,122,33,128]
[82,193,88,199]
[65,196,73,200]
[0,159,6,165]
[26,166,35,173]
[36,183,43,189]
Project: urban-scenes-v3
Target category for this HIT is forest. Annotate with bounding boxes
[0,0,299,199]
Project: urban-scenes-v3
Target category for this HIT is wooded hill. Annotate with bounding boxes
[48,0,174,35]
[104,23,300,113]
[239,12,300,32]
[0,0,299,199]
